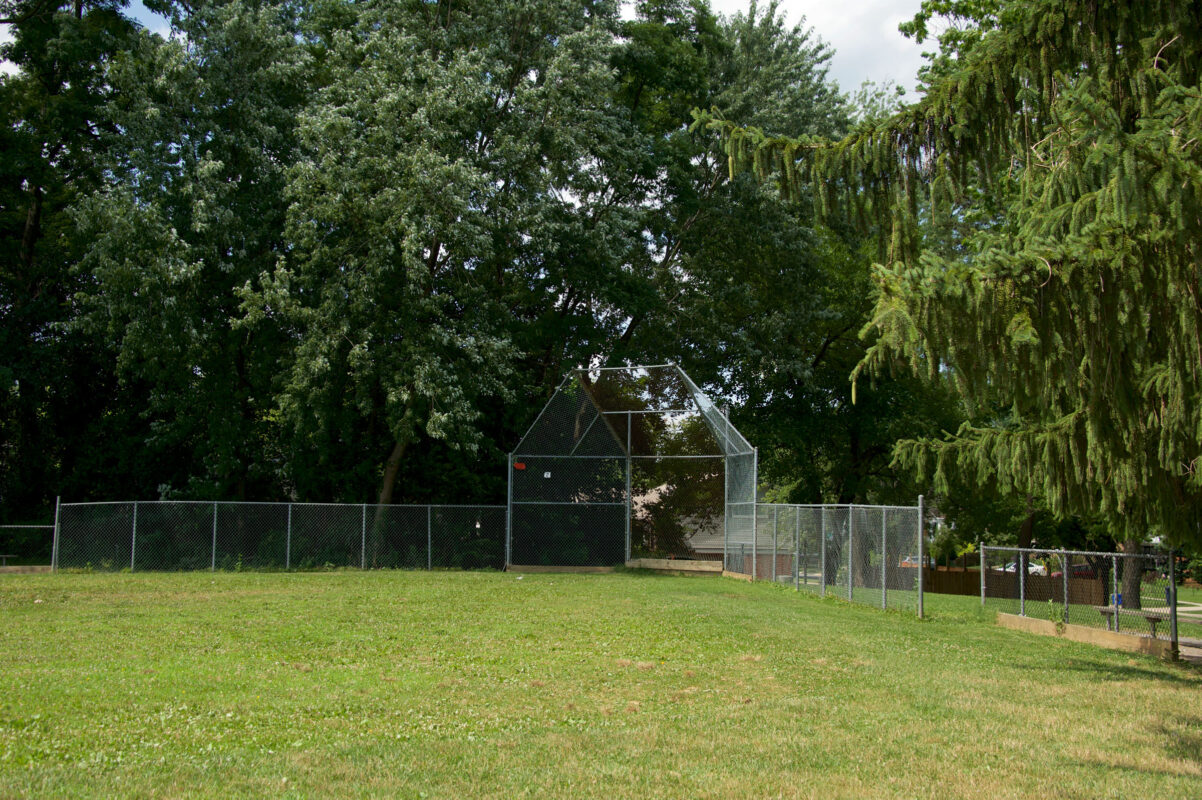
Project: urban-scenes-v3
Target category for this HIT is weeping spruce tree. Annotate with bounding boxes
[707,0,1202,557]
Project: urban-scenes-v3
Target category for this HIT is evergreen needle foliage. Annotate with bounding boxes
[705,1,1202,547]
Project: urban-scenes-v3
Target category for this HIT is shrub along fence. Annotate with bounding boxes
[53,501,505,572]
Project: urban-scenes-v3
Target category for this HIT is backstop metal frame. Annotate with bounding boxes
[505,364,756,568]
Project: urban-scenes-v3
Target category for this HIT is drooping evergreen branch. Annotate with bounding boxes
[700,0,1202,543]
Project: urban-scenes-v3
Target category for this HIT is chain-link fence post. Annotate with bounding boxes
[51,495,61,572]
[1019,552,1026,616]
[772,506,778,583]
[980,544,986,607]
[820,507,827,597]
[285,503,292,570]
[211,502,218,571]
[427,506,432,570]
[917,495,925,619]
[880,510,887,610]
[624,414,632,564]
[722,455,730,571]
[794,507,800,591]
[847,506,854,602]
[1061,550,1070,623]
[1169,549,1179,660]
[130,501,138,572]
[1111,554,1120,631]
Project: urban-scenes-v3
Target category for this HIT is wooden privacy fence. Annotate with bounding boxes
[922,567,1106,606]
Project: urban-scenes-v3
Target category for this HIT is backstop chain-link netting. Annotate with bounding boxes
[508,364,755,568]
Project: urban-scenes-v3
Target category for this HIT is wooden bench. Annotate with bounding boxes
[0,554,16,567]
[1094,605,1171,638]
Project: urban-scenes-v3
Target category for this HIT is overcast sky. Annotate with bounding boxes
[708,0,928,94]
[5,1,929,92]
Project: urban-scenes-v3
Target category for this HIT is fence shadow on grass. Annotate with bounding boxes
[1013,656,1200,686]
[1159,717,1202,765]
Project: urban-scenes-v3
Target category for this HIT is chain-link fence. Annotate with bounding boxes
[0,524,54,565]
[733,503,924,613]
[53,501,505,572]
[980,546,1195,648]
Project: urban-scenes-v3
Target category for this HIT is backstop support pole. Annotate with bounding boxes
[751,448,758,580]
[723,459,729,571]
[505,454,513,569]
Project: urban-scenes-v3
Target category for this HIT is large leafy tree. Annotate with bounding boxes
[245,0,646,505]
[0,0,139,532]
[73,0,311,499]
[711,0,1202,549]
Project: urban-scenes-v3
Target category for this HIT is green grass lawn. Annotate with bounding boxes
[1,571,1199,799]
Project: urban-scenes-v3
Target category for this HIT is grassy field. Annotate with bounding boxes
[1,571,1199,799]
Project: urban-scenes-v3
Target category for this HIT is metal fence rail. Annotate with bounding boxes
[980,545,1190,649]
[54,501,505,572]
[744,501,924,614]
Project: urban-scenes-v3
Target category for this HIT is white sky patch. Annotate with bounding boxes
[1,2,170,76]
[1,23,16,76]
[128,0,172,37]
[703,0,928,95]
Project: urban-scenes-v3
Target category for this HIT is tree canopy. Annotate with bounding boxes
[1,0,958,552]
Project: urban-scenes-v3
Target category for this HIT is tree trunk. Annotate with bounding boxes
[377,439,408,505]
[1016,497,1035,576]
[369,438,409,568]
[20,185,43,272]
[1118,538,1142,610]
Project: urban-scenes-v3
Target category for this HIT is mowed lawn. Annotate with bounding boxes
[1,572,1199,799]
